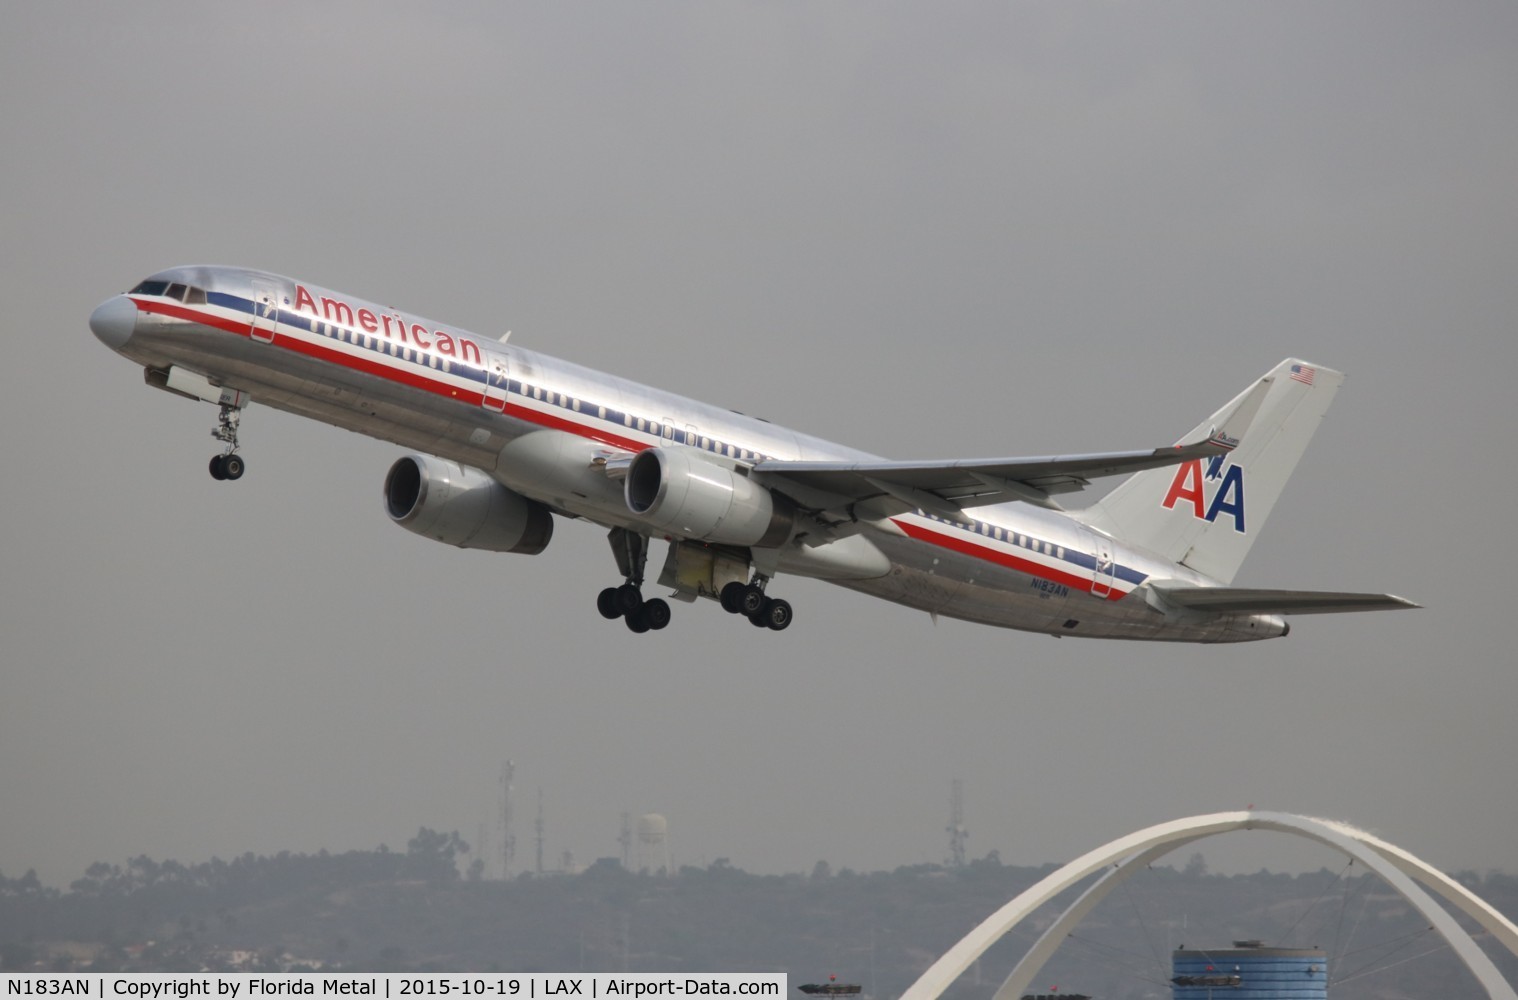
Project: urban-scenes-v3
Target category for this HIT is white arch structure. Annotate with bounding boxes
[899,811,1518,1000]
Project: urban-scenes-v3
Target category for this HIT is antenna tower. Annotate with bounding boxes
[500,761,517,878]
[535,787,545,875]
[947,778,968,868]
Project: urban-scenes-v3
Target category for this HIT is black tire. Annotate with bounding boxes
[764,598,793,631]
[615,584,643,617]
[209,455,226,480]
[222,454,245,480]
[720,581,748,614]
[643,598,672,630]
[597,587,622,620]
[625,609,651,633]
[739,584,767,617]
[748,606,771,628]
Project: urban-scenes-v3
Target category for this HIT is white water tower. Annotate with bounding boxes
[636,813,670,874]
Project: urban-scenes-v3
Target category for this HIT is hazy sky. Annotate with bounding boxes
[3,2,1515,890]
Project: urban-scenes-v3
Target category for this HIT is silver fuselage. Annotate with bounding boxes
[93,265,1285,642]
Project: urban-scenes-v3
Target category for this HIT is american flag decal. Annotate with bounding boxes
[1290,363,1316,386]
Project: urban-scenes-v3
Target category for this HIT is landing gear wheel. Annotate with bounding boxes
[221,454,245,480]
[739,584,767,617]
[209,455,226,480]
[762,598,792,631]
[748,609,771,627]
[614,584,643,617]
[597,587,622,620]
[720,581,748,614]
[625,609,652,633]
[642,598,671,630]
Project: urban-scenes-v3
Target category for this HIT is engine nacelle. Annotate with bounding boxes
[384,454,553,554]
[625,447,792,547]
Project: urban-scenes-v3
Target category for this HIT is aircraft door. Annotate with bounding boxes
[1088,530,1116,600]
[250,279,279,343]
[481,350,510,412]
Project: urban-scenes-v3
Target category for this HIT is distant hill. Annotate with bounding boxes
[2,834,1514,998]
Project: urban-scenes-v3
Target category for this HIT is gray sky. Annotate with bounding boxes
[3,2,1515,889]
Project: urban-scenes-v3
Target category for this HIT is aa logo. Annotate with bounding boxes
[1161,455,1245,533]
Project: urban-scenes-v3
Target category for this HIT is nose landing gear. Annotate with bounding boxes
[208,402,245,481]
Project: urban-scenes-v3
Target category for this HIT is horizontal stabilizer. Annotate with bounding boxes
[1147,582,1420,616]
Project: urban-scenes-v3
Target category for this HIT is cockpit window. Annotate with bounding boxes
[129,279,208,303]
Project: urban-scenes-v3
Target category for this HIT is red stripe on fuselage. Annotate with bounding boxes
[135,293,1121,595]
[891,517,1125,601]
[131,296,654,454]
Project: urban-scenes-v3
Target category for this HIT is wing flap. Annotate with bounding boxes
[1148,583,1420,615]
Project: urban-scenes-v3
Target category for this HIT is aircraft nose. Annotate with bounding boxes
[90,295,138,350]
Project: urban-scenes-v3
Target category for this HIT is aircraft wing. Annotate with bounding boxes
[756,372,1267,515]
[1146,583,1421,615]
[756,438,1230,513]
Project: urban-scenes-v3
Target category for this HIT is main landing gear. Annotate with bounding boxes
[208,402,245,481]
[597,528,671,633]
[595,529,794,634]
[720,576,792,631]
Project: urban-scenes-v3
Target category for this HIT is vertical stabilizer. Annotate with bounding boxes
[1082,359,1344,584]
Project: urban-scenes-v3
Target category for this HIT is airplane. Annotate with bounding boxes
[89,266,1417,642]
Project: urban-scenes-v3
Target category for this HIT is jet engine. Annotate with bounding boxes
[384,454,553,554]
[625,446,792,547]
